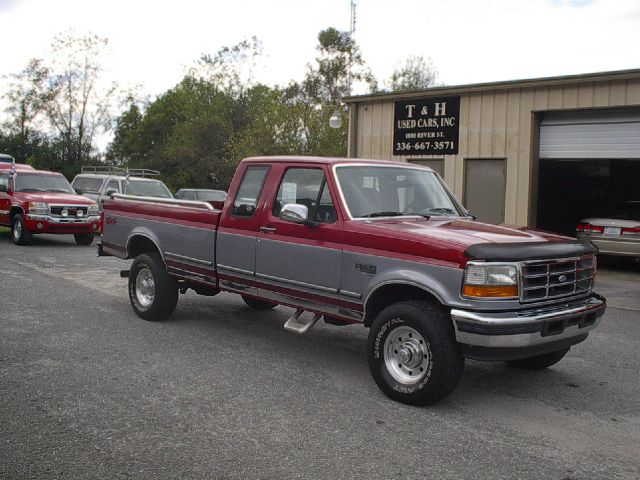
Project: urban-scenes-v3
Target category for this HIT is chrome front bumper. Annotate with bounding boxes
[26,214,101,224]
[451,294,606,360]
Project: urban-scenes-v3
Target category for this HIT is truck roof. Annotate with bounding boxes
[240,156,434,170]
[0,163,36,172]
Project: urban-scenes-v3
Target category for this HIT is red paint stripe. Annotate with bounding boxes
[165,259,216,277]
[342,244,459,268]
[102,240,126,252]
[218,272,363,312]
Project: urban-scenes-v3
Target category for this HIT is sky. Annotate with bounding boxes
[1,0,640,106]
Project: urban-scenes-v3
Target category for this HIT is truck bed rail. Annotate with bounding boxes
[111,193,217,211]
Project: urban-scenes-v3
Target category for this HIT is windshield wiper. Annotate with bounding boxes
[17,188,46,192]
[46,189,71,193]
[360,211,405,218]
[421,207,458,216]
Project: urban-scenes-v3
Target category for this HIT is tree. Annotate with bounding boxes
[3,58,49,140]
[1,30,117,176]
[107,76,237,190]
[386,55,439,92]
[42,31,117,169]
[289,27,377,157]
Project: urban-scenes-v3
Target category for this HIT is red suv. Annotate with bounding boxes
[0,163,100,245]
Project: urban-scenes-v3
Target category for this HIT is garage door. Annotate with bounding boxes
[539,108,640,159]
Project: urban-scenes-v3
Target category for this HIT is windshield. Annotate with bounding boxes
[124,179,172,198]
[335,165,462,218]
[14,173,75,193]
[73,176,104,194]
[197,190,227,201]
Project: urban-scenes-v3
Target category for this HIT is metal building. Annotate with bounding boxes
[345,69,640,234]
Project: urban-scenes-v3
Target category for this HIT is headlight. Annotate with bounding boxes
[28,202,49,215]
[87,204,99,216]
[463,262,519,298]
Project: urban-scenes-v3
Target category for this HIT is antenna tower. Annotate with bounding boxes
[350,0,357,34]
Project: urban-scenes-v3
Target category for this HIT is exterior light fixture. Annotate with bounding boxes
[329,109,342,129]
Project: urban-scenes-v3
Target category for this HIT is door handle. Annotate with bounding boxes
[260,226,276,233]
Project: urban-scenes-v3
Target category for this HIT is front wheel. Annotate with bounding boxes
[367,300,464,406]
[506,348,569,370]
[74,233,95,245]
[128,253,178,321]
[12,214,32,245]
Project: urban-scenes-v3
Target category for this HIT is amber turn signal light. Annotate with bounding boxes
[463,285,518,298]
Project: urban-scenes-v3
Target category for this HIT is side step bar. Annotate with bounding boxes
[284,310,321,334]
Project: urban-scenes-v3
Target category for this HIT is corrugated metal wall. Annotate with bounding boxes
[352,78,640,226]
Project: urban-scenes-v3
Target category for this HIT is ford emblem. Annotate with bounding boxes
[558,274,568,283]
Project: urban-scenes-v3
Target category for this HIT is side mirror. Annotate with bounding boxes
[106,189,117,197]
[280,203,309,224]
[75,188,84,195]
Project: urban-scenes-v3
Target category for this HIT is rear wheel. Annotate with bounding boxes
[506,348,569,370]
[74,233,95,245]
[128,253,178,321]
[11,214,32,246]
[242,295,277,310]
[367,300,464,406]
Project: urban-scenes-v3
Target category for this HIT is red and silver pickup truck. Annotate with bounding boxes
[0,163,100,245]
[100,156,606,405]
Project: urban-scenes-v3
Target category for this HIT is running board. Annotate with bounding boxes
[284,310,321,334]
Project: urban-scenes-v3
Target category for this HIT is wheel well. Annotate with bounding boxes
[364,284,443,327]
[127,235,161,260]
[9,207,23,222]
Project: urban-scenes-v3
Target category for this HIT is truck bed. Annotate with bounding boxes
[101,195,221,287]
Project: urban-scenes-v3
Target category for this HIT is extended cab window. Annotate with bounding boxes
[272,168,337,224]
[231,165,269,217]
[0,174,8,191]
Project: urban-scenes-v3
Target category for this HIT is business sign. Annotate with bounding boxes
[393,96,460,156]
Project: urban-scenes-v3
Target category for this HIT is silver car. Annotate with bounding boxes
[576,201,640,257]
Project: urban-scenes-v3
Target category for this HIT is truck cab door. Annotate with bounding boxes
[255,166,346,316]
[216,165,271,297]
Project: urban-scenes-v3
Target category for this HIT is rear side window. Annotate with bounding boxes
[232,166,269,218]
[106,180,119,193]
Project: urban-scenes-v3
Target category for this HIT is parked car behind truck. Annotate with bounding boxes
[100,156,606,405]
[0,163,100,245]
[576,201,640,259]
[72,166,173,208]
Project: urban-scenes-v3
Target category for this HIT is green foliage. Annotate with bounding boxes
[104,27,384,191]
[385,55,439,92]
[11,26,448,192]
[107,77,237,191]
[1,30,116,177]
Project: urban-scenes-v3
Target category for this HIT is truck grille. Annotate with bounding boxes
[49,205,88,216]
[520,256,595,303]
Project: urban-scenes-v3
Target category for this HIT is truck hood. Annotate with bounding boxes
[367,217,565,245]
[17,192,96,205]
[349,217,595,263]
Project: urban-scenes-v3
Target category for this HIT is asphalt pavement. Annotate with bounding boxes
[1,232,639,480]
